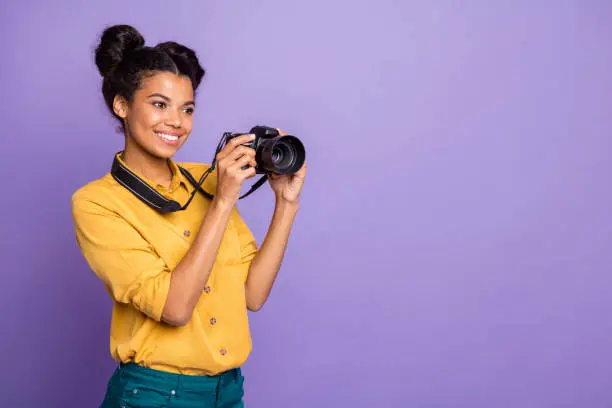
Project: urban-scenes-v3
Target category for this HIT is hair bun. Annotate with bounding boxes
[156,41,205,88]
[155,41,195,60]
[95,24,145,77]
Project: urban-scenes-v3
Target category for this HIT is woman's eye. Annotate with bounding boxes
[184,108,194,115]
[153,101,166,109]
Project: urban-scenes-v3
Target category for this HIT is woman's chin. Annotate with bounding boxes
[149,140,182,158]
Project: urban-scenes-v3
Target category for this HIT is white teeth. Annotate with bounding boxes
[156,132,179,141]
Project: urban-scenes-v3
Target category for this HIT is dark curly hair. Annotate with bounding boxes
[94,24,205,126]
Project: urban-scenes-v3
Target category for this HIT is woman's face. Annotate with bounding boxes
[115,71,195,160]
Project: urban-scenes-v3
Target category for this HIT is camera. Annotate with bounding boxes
[224,126,306,175]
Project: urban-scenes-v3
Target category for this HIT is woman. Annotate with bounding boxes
[71,24,306,407]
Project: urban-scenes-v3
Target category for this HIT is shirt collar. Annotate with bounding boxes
[115,152,189,193]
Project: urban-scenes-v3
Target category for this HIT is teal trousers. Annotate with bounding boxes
[100,363,245,407]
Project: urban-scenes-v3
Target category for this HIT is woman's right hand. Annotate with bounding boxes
[214,133,258,205]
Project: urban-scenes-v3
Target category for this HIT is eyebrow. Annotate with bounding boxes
[147,93,195,106]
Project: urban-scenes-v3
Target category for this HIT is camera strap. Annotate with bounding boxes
[179,165,269,201]
[110,152,269,213]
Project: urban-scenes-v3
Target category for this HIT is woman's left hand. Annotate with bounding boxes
[268,129,307,204]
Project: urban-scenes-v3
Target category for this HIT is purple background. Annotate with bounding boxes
[2,1,612,407]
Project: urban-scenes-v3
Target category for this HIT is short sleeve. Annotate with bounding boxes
[232,209,258,279]
[71,194,171,322]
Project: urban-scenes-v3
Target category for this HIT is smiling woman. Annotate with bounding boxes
[117,73,195,181]
[95,25,204,185]
[71,24,306,408]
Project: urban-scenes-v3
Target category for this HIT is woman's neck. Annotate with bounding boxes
[122,147,173,189]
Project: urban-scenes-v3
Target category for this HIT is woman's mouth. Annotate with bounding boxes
[155,132,180,145]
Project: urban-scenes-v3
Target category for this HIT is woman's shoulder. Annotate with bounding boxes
[71,161,217,214]
[71,175,122,212]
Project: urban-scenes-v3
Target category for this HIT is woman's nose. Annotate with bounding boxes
[165,111,181,127]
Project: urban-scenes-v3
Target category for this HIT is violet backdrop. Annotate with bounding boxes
[2,1,612,407]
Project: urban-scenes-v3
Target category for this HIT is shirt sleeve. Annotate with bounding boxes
[232,209,258,281]
[71,194,171,322]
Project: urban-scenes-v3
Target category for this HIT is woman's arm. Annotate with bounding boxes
[161,197,234,325]
[162,133,258,325]
[245,148,307,311]
[245,199,299,311]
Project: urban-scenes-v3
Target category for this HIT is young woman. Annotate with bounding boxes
[71,24,306,407]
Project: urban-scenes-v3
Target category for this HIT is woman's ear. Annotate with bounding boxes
[113,95,128,119]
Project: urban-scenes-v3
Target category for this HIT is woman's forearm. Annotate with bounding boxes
[245,199,299,311]
[162,197,234,325]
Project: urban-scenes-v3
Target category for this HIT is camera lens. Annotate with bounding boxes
[271,146,284,164]
[271,142,294,166]
[258,136,305,175]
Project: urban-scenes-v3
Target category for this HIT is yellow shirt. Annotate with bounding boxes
[71,153,258,375]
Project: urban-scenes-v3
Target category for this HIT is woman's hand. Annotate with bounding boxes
[214,134,258,205]
[267,129,307,204]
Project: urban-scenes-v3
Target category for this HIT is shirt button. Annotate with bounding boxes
[220,348,227,356]
[210,317,216,325]
[203,286,211,293]
[171,390,176,395]
[183,229,191,237]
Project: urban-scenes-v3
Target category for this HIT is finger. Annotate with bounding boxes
[244,156,257,169]
[218,146,255,169]
[236,165,257,181]
[295,161,307,177]
[216,134,255,161]
[297,162,308,176]
[229,145,256,161]
[243,166,257,179]
[276,128,287,136]
[229,154,254,171]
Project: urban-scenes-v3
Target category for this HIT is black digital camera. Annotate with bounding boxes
[224,126,305,175]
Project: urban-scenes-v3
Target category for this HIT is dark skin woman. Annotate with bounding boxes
[71,24,306,407]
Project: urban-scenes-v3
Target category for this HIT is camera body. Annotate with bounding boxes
[225,125,305,175]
